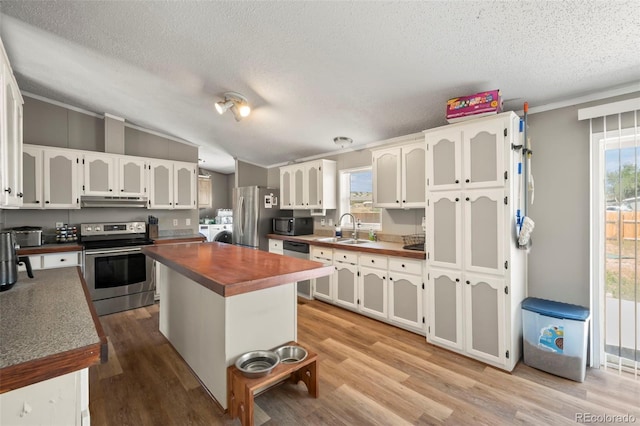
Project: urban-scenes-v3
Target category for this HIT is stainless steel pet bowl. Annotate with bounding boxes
[235,350,280,378]
[274,345,308,364]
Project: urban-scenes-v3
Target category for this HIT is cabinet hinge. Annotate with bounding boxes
[76,198,79,204]
[76,158,79,164]
[427,273,430,280]
[504,286,509,295]
[422,317,425,324]
[357,271,360,277]
[504,196,508,205]
[504,261,509,270]
[144,187,147,193]
[319,167,321,171]
[506,350,510,359]
[357,299,360,305]
[427,252,430,260]
[148,200,151,205]
[422,283,425,290]
[504,171,508,180]
[82,158,85,164]
[504,128,508,137]
[428,326,431,333]
[427,178,430,187]
[82,185,85,191]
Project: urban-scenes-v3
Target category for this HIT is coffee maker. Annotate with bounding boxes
[1,230,34,291]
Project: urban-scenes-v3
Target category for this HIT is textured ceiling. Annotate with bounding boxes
[1,1,639,174]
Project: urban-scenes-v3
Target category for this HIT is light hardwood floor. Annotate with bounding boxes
[89,299,640,425]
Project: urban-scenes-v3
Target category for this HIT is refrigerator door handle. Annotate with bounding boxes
[239,196,244,237]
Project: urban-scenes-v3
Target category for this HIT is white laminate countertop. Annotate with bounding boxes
[0,268,101,369]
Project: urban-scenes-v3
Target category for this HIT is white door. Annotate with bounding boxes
[312,258,333,302]
[306,161,322,209]
[43,149,79,209]
[280,167,293,209]
[119,157,146,197]
[463,189,505,275]
[149,160,174,209]
[174,162,196,209]
[358,266,388,319]
[83,154,116,196]
[22,145,43,208]
[388,271,423,330]
[1,71,23,208]
[462,120,505,189]
[401,142,425,208]
[426,129,462,191]
[427,191,462,270]
[292,164,306,208]
[372,148,401,208]
[334,262,358,310]
[463,274,505,366]
[427,267,463,350]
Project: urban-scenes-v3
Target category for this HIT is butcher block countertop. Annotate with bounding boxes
[0,267,107,394]
[17,242,82,255]
[142,242,334,297]
[266,234,426,260]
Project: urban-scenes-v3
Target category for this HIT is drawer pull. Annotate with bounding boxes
[401,264,405,268]
[371,260,374,263]
[60,259,66,262]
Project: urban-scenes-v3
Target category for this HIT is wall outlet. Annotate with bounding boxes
[328,218,333,226]
[186,218,191,226]
[320,219,325,226]
[173,219,178,226]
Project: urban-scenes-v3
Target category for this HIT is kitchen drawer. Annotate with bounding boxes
[389,257,423,275]
[311,246,332,261]
[359,253,388,270]
[333,249,358,265]
[268,239,284,254]
[42,252,80,269]
[17,255,42,272]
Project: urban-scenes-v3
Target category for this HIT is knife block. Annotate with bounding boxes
[147,224,159,239]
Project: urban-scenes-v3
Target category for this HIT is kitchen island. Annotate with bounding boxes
[142,242,333,409]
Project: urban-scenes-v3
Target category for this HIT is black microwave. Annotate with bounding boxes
[272,217,314,236]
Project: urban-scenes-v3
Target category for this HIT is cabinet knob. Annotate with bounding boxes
[455,197,459,202]
[45,201,50,204]
[335,266,338,270]
[17,193,23,198]
[109,189,113,192]
[465,179,470,183]
[455,179,459,184]
[383,276,386,280]
[4,188,11,194]
[402,200,406,203]
[466,197,470,201]
[36,200,40,204]
[121,189,124,192]
[371,260,375,263]
[343,255,347,259]
[455,278,460,282]
[401,264,405,268]
[466,280,470,285]
[389,277,393,281]
[396,200,400,203]
[60,259,66,262]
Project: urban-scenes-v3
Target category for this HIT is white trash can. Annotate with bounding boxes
[522,297,590,382]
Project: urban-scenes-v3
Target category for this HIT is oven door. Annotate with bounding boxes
[84,247,153,300]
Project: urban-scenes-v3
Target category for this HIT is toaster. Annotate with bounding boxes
[10,227,43,247]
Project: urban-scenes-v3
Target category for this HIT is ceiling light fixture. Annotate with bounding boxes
[215,92,251,121]
[333,136,353,148]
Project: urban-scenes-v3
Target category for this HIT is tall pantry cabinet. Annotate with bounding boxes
[424,112,526,372]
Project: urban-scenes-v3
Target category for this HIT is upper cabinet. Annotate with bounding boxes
[198,175,212,209]
[372,141,425,209]
[43,148,80,209]
[149,159,196,209]
[0,40,24,209]
[280,159,336,212]
[82,154,147,197]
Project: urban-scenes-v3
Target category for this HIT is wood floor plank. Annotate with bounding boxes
[89,300,639,425]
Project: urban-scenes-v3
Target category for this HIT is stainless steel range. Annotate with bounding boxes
[81,221,154,316]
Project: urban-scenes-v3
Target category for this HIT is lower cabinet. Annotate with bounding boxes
[427,267,507,367]
[388,271,423,331]
[334,261,358,310]
[18,251,81,272]
[358,266,388,319]
[310,246,333,302]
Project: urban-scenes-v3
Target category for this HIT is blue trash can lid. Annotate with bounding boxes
[522,297,590,321]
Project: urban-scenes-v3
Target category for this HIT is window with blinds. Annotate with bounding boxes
[581,98,640,378]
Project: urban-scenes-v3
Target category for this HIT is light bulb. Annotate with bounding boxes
[239,104,251,117]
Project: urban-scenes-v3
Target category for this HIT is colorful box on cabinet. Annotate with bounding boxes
[446,89,502,123]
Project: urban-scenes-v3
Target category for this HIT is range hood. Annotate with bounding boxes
[80,196,148,208]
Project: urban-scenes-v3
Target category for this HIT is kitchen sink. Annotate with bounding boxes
[314,237,349,243]
[337,239,371,245]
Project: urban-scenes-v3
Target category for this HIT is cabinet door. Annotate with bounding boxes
[292,165,305,208]
[22,145,43,208]
[174,162,197,209]
[462,121,504,189]
[372,148,401,208]
[83,154,116,196]
[427,192,462,269]
[149,160,174,209]
[427,268,463,350]
[198,175,212,208]
[1,68,23,208]
[312,258,333,301]
[280,168,293,208]
[464,189,504,275]
[43,150,79,209]
[306,161,321,208]
[388,271,423,330]
[464,274,505,366]
[334,262,358,310]
[426,129,461,191]
[268,239,284,255]
[119,157,147,197]
[358,266,387,319]
[401,143,425,208]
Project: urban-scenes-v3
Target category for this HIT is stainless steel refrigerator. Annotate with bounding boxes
[232,186,281,251]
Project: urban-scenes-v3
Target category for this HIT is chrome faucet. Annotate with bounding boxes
[338,213,358,240]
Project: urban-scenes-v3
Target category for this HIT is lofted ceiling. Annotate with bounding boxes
[1,1,639,174]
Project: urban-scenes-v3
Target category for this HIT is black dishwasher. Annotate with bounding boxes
[283,241,312,299]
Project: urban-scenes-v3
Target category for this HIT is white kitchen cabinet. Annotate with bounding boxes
[424,112,525,372]
[149,160,196,209]
[18,251,81,273]
[0,41,24,209]
[82,153,116,196]
[279,159,336,211]
[118,157,147,197]
[358,266,387,320]
[334,261,358,310]
[388,257,424,331]
[21,146,43,208]
[43,148,80,209]
[198,175,212,208]
[311,246,333,301]
[372,141,425,209]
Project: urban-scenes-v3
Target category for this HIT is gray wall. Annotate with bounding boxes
[3,96,200,236]
[235,160,268,187]
[527,91,640,306]
[198,168,233,220]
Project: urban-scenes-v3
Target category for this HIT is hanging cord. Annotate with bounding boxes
[518,102,535,248]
